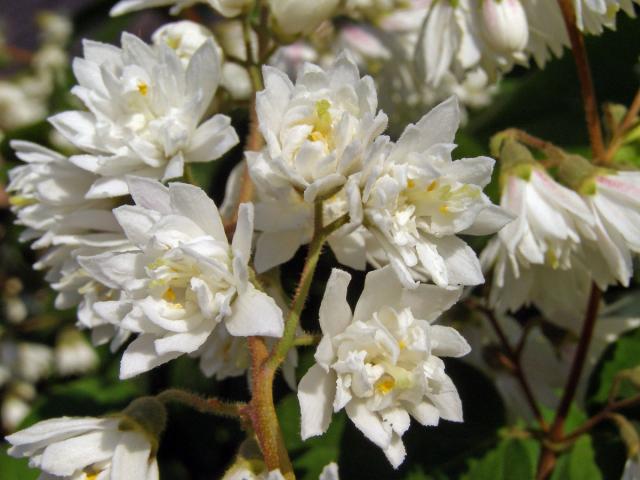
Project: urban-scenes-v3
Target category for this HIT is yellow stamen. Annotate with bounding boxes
[86,474,98,480]
[375,375,395,395]
[427,180,438,192]
[398,340,407,350]
[137,81,148,96]
[9,195,37,207]
[309,131,325,143]
[407,179,416,189]
[545,249,560,269]
[163,287,177,303]
[439,204,449,214]
[308,99,332,144]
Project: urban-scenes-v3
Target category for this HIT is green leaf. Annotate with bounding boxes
[462,437,539,480]
[550,436,602,480]
[0,446,38,480]
[593,328,640,403]
[276,393,345,480]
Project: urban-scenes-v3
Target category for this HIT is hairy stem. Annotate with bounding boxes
[156,389,246,418]
[557,0,606,162]
[536,283,602,479]
[248,337,294,478]
[604,88,640,164]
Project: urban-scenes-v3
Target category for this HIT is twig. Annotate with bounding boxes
[156,389,246,419]
[473,301,548,430]
[562,394,640,443]
[556,0,606,162]
[603,88,640,164]
[536,283,602,479]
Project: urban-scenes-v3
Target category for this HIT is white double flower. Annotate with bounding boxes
[51,32,238,198]
[298,267,469,468]
[79,177,283,379]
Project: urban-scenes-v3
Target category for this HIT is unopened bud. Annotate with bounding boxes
[120,396,167,447]
[481,0,529,54]
[269,0,340,38]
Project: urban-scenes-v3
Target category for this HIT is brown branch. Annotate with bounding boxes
[562,394,640,444]
[536,283,602,480]
[603,88,640,164]
[473,302,548,430]
[557,0,606,162]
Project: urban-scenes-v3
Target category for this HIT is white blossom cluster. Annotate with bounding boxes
[481,147,640,332]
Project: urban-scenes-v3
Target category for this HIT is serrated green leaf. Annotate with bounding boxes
[462,438,538,480]
[550,436,602,480]
[594,328,640,403]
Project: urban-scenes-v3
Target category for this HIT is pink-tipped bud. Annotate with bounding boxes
[481,0,529,54]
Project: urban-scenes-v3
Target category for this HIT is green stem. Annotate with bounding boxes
[156,389,246,419]
[268,208,348,369]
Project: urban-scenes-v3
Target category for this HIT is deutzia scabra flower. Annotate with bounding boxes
[298,267,469,468]
[251,53,388,203]
[268,0,340,36]
[346,96,512,288]
[79,178,284,379]
[481,148,597,330]
[6,409,161,479]
[111,0,250,17]
[581,171,640,288]
[50,32,238,197]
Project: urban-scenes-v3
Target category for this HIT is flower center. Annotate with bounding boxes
[308,99,333,148]
[137,80,149,96]
[404,178,481,219]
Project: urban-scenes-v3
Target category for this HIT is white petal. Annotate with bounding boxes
[226,285,284,337]
[408,401,440,426]
[319,269,353,337]
[462,205,515,236]
[40,430,119,476]
[352,266,403,324]
[127,176,171,213]
[383,435,406,469]
[298,365,336,440]
[231,203,254,264]
[429,325,471,357]
[120,335,182,379]
[345,400,391,449]
[113,205,159,247]
[169,182,227,242]
[110,431,152,480]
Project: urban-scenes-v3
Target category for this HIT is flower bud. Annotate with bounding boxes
[481,0,529,54]
[268,0,340,37]
[54,328,99,376]
[152,21,219,66]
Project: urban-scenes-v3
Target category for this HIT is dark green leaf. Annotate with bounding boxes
[550,436,602,480]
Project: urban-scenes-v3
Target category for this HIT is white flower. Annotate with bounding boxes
[298,267,468,468]
[51,32,238,197]
[55,328,99,376]
[622,456,640,480]
[6,416,159,479]
[111,0,251,17]
[480,0,530,54]
[347,96,512,288]
[481,164,596,329]
[574,0,639,34]
[268,0,340,36]
[152,21,217,66]
[0,340,53,384]
[252,53,388,203]
[79,178,284,379]
[581,171,640,288]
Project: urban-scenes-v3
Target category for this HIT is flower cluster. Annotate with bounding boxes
[482,141,640,332]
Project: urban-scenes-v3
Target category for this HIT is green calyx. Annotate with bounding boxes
[557,154,612,196]
[118,396,167,455]
[496,138,541,190]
